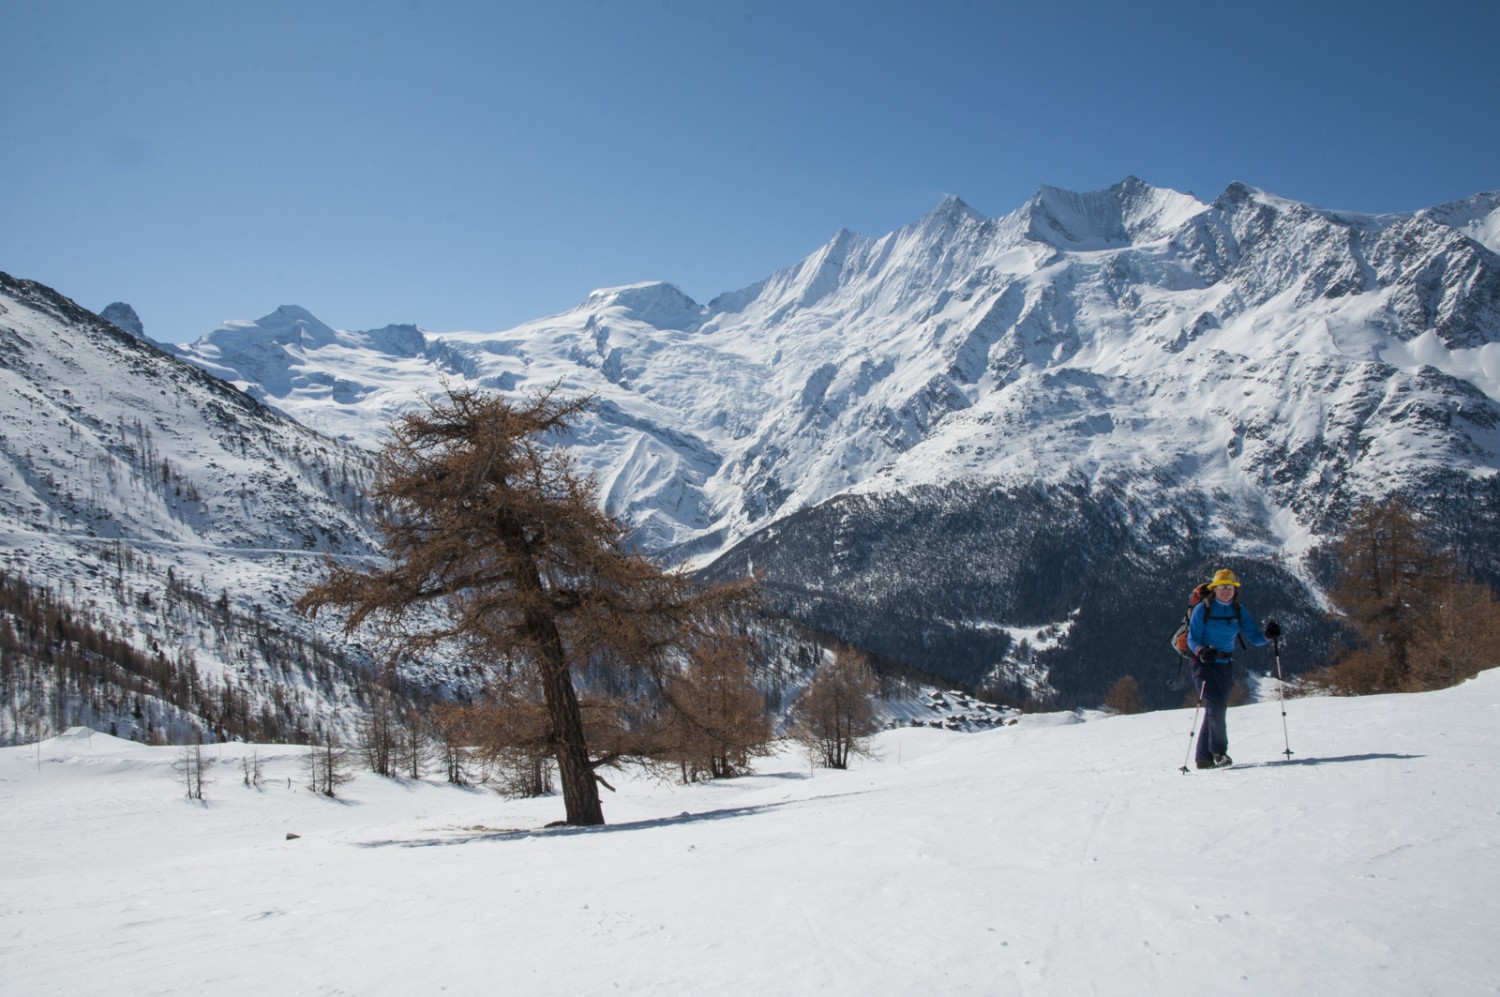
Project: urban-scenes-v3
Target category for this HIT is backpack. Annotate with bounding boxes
[1170,583,1249,660]
[1169,582,1215,660]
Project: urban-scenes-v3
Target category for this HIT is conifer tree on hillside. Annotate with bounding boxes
[1324,497,1500,693]
[1104,674,1143,715]
[1407,579,1500,691]
[297,386,757,826]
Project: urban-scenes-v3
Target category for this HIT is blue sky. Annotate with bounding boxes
[3,0,1496,342]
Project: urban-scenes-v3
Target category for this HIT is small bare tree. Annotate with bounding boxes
[432,704,479,786]
[790,645,881,769]
[305,731,354,797]
[241,750,264,788]
[661,633,775,782]
[1325,497,1453,692]
[174,736,213,800]
[356,690,402,777]
[394,706,430,779]
[447,680,558,797]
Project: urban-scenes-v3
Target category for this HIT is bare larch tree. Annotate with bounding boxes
[790,644,881,769]
[1325,497,1500,693]
[297,386,755,825]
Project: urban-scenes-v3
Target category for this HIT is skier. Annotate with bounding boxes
[1186,569,1282,768]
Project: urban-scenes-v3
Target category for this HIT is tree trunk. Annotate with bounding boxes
[531,612,605,826]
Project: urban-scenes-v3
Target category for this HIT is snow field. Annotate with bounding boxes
[2,671,1497,996]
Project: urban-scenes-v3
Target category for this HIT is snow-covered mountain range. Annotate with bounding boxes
[152,177,1500,704]
[5,176,1500,715]
[166,180,1500,557]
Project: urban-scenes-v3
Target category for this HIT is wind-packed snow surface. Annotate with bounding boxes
[4,672,1496,996]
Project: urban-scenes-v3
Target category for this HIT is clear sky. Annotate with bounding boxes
[3,0,1497,343]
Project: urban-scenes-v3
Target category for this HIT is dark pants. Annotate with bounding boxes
[1195,659,1233,764]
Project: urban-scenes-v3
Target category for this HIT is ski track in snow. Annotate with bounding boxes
[2,671,1497,996]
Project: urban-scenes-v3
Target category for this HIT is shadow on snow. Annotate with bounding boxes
[354,790,878,849]
[1228,752,1425,770]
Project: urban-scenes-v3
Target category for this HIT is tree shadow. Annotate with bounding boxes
[355,790,875,849]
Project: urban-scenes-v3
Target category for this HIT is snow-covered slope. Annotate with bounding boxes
[0,273,398,741]
[3,668,1496,995]
[0,277,376,555]
[156,178,1500,704]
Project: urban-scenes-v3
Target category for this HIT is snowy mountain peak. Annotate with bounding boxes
[353,323,427,358]
[705,228,881,321]
[100,301,146,340]
[923,195,987,230]
[192,305,340,355]
[576,282,705,330]
[1421,190,1500,255]
[1021,177,1206,248]
[171,304,474,440]
[1214,180,1258,208]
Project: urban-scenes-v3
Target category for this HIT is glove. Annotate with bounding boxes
[1264,619,1282,639]
[1195,647,1218,665]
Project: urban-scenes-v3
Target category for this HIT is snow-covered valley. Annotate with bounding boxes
[2,670,1495,996]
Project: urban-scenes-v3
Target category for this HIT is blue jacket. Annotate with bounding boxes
[1188,597,1269,657]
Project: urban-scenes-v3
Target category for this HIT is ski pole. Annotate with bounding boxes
[1180,680,1205,774]
[1272,637,1293,761]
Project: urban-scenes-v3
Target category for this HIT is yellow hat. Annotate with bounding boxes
[1208,569,1240,588]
